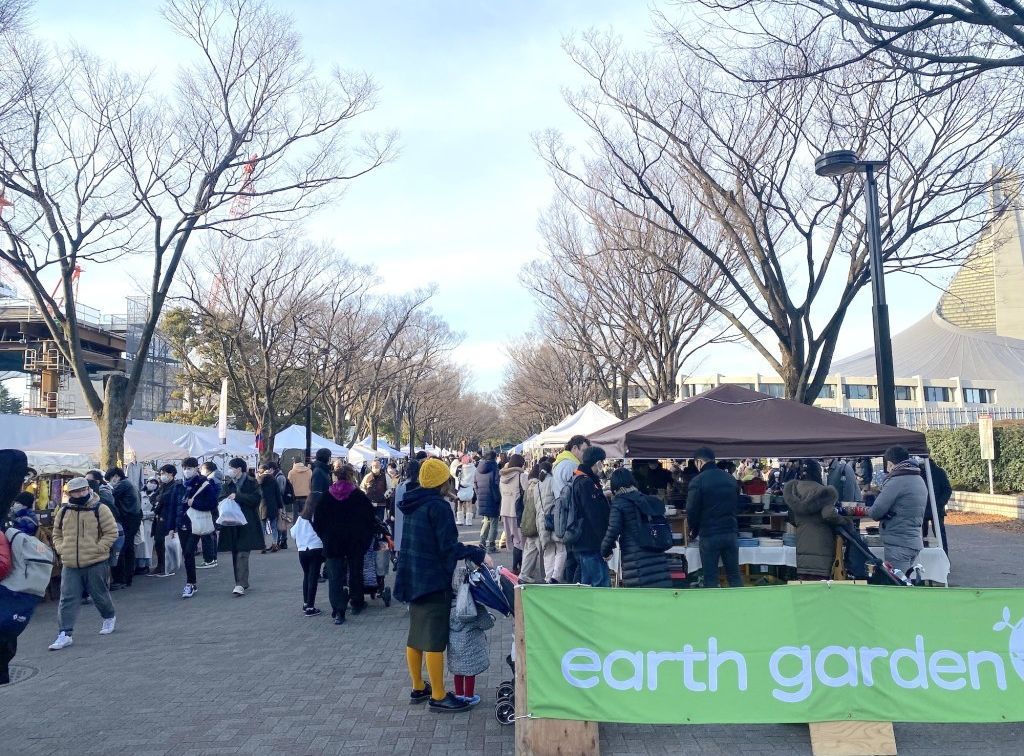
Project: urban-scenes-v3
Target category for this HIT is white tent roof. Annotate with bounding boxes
[275,425,349,457]
[31,425,189,464]
[347,443,390,466]
[535,402,620,449]
[359,437,407,459]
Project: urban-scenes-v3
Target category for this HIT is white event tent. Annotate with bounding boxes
[275,425,349,457]
[359,437,407,459]
[347,443,391,466]
[529,402,619,451]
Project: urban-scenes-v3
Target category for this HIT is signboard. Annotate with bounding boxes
[522,584,1024,724]
[979,414,995,461]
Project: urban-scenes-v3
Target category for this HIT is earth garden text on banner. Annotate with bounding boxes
[521,583,1024,724]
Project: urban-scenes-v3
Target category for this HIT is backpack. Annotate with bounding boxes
[634,504,674,552]
[554,474,584,546]
[2,528,55,597]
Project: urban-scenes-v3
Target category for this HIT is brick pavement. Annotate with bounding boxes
[0,522,1022,755]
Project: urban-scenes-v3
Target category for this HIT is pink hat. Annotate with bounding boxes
[461,454,471,464]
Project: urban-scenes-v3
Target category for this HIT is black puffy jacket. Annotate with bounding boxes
[600,489,672,588]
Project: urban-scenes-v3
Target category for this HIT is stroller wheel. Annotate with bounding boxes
[495,700,515,725]
[382,586,392,607]
[496,682,514,700]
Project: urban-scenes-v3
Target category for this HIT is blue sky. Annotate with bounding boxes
[32,0,943,393]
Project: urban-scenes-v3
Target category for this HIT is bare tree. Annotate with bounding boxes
[177,239,368,457]
[540,26,1024,403]
[527,193,737,411]
[0,0,395,465]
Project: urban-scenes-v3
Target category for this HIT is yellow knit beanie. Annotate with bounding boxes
[418,457,451,489]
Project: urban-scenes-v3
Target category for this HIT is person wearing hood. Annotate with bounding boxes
[394,455,425,552]
[312,464,376,625]
[395,458,489,713]
[310,448,333,507]
[473,451,502,553]
[217,459,263,597]
[48,477,118,650]
[784,460,848,580]
[600,468,672,588]
[869,446,927,574]
[499,454,528,574]
[105,468,142,589]
[171,457,220,599]
[518,461,547,584]
[536,460,564,583]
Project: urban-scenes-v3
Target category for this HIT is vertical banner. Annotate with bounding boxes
[218,376,229,445]
[522,584,1024,725]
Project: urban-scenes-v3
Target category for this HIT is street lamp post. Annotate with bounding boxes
[815,150,897,427]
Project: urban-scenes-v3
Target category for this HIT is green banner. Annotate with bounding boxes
[521,583,1024,724]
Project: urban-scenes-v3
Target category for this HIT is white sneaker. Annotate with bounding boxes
[182,583,196,599]
[99,617,116,635]
[232,585,245,596]
[48,632,73,650]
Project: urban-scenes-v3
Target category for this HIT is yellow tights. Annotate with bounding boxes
[406,646,446,700]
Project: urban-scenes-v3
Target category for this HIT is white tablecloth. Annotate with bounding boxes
[666,545,949,585]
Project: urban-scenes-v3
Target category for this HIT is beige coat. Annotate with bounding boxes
[52,493,118,569]
[499,467,528,519]
[288,463,312,498]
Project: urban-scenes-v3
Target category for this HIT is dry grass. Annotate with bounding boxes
[946,511,1024,534]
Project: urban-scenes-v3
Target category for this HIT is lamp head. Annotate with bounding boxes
[814,149,861,177]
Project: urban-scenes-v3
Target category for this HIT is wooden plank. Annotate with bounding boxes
[514,588,600,756]
[809,720,897,756]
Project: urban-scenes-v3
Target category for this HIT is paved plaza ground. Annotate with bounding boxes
[2,521,1023,755]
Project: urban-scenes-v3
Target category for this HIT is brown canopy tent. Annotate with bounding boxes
[589,384,928,459]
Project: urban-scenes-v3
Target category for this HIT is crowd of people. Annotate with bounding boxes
[0,436,952,705]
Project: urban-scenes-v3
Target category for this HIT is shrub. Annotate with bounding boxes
[925,422,1024,494]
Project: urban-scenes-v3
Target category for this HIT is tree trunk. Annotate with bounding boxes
[407,406,416,456]
[369,418,378,450]
[97,375,130,470]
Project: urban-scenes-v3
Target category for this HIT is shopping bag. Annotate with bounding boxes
[186,507,215,536]
[165,535,183,574]
[216,498,247,527]
[455,579,477,622]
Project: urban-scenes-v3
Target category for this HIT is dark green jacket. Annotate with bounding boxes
[217,473,264,553]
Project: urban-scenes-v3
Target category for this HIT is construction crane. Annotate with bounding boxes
[50,264,82,311]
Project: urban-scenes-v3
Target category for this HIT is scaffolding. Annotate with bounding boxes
[125,296,179,421]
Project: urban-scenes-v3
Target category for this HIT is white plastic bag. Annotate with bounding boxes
[165,535,183,575]
[187,508,215,536]
[216,498,247,527]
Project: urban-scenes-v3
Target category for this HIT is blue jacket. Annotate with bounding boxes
[473,459,501,518]
[394,486,484,604]
[152,481,186,538]
[685,466,739,538]
[172,475,220,533]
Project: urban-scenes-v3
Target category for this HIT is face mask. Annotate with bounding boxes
[230,468,243,479]
[183,468,197,480]
[159,473,172,484]
[68,493,91,506]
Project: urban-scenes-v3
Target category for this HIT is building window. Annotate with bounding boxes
[894,386,916,402]
[924,386,951,403]
[817,384,836,400]
[759,383,786,398]
[627,385,645,400]
[727,382,756,391]
[963,387,995,404]
[683,384,714,398]
[843,384,876,400]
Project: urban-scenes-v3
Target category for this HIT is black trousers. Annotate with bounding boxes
[0,633,16,685]
[326,551,365,617]
[116,514,142,586]
[153,533,166,574]
[180,532,198,585]
[299,548,324,607]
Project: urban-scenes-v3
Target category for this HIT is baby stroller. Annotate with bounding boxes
[360,519,394,607]
[834,521,914,586]
[492,567,519,725]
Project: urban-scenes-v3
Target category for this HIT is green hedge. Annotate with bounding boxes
[925,423,1024,494]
